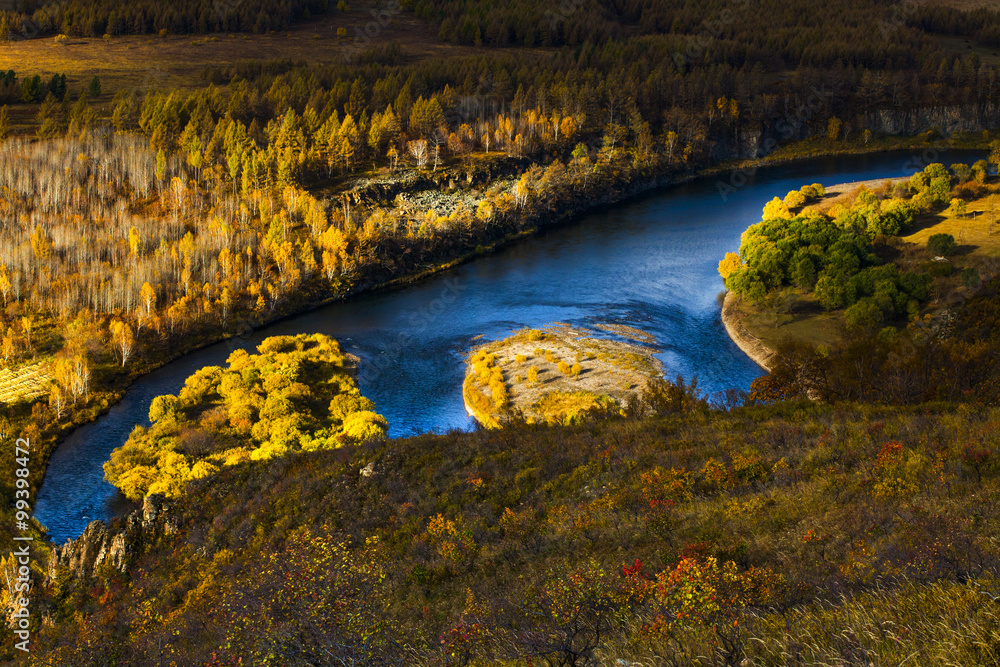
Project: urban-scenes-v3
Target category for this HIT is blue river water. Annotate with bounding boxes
[34,148,985,542]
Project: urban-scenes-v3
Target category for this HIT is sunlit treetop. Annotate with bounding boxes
[104,332,387,499]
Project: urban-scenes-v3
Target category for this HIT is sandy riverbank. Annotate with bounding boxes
[721,292,776,372]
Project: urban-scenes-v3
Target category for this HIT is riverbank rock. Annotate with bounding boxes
[46,494,178,581]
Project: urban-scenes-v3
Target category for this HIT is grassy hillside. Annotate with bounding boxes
[17,393,1000,664]
[4,0,1000,662]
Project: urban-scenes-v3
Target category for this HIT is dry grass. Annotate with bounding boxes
[903,192,1000,259]
[0,2,521,99]
[739,291,845,352]
[744,575,1000,666]
[804,177,908,216]
[464,324,662,426]
[926,0,1000,11]
[0,360,51,404]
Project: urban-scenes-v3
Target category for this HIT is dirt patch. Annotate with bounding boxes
[463,324,661,427]
[805,177,909,215]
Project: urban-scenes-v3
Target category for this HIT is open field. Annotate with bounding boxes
[0,361,51,405]
[0,3,509,98]
[935,35,1000,65]
[903,192,1000,258]
[734,290,845,356]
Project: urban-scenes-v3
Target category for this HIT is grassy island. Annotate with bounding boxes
[463,324,662,428]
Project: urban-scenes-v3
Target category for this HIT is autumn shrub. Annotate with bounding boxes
[490,377,508,409]
[870,440,929,498]
[104,333,387,499]
[784,189,806,209]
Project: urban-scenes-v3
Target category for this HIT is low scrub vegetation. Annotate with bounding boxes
[27,399,1000,664]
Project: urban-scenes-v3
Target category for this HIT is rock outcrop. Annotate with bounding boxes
[713,103,1000,161]
[46,494,178,582]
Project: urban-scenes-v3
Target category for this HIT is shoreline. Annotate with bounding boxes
[721,292,777,372]
[32,141,987,540]
[718,175,916,373]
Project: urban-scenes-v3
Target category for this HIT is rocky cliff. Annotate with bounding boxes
[46,494,177,582]
[715,103,1000,161]
[863,103,1000,137]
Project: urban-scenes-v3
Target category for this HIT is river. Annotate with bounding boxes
[34,148,985,543]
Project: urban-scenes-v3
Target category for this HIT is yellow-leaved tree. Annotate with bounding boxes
[762,197,791,220]
[104,333,387,499]
[717,252,743,282]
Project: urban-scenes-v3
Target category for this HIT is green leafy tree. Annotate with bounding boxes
[791,256,817,290]
[927,233,957,256]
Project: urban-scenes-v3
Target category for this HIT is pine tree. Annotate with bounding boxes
[155,148,167,184]
[36,93,62,139]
